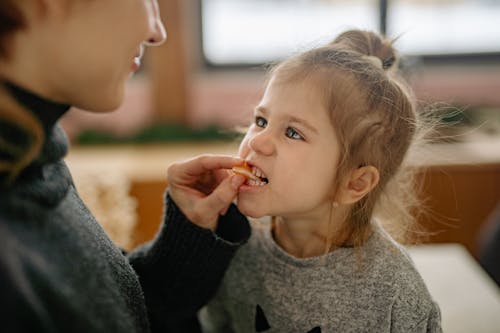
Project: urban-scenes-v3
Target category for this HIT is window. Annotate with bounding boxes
[200,0,500,67]
[201,0,379,66]
[389,0,500,56]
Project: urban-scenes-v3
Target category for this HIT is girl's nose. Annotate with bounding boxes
[145,0,167,46]
[248,130,275,156]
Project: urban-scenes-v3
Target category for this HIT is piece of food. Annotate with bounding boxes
[232,162,260,181]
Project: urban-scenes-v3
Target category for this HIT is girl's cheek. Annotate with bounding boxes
[238,135,251,156]
[237,141,246,157]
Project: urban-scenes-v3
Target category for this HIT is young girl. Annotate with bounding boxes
[199,29,442,332]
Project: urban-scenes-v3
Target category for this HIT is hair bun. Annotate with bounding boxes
[330,30,398,71]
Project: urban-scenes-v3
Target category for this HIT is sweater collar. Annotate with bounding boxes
[0,81,73,209]
[4,81,71,133]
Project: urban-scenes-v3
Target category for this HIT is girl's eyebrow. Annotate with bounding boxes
[288,116,318,134]
[255,106,318,134]
[254,106,267,115]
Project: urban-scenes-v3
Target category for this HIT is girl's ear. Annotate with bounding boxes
[337,166,380,205]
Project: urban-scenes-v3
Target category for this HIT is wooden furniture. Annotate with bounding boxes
[417,163,500,257]
[147,0,191,123]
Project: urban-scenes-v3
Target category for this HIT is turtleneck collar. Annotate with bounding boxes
[0,81,73,210]
[4,81,71,133]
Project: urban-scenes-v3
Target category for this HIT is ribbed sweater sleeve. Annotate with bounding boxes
[128,192,250,332]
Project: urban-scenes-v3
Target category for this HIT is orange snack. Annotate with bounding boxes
[232,161,260,181]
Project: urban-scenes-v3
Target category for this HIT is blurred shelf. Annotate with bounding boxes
[66,141,240,181]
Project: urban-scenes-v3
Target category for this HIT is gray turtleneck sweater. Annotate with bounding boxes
[0,82,251,332]
[199,219,442,333]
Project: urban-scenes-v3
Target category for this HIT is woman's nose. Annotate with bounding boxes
[145,0,167,46]
[248,130,275,156]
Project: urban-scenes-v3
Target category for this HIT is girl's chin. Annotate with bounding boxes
[235,201,266,219]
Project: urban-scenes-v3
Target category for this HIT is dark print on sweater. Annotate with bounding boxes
[255,305,321,333]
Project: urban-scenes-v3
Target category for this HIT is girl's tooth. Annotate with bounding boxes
[249,165,267,180]
[244,176,267,187]
[257,168,263,178]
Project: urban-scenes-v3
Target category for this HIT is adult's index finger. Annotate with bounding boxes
[183,154,244,176]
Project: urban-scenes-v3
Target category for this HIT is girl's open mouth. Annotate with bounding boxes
[232,163,269,186]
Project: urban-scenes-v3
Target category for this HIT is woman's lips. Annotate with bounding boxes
[131,56,141,72]
[131,47,144,73]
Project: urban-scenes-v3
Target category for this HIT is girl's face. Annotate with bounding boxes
[37,0,165,111]
[237,77,341,220]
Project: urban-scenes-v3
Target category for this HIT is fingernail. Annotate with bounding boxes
[231,174,245,189]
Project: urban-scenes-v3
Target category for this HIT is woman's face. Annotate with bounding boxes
[236,77,341,220]
[32,0,166,111]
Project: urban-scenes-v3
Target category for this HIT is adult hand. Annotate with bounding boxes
[167,154,246,231]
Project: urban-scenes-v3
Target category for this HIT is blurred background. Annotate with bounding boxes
[63,1,499,329]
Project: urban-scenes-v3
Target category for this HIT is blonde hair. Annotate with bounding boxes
[269,30,425,247]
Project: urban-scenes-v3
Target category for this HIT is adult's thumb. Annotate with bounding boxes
[198,174,245,227]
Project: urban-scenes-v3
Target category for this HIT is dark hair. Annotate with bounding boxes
[0,1,44,185]
[0,1,26,59]
[269,30,425,247]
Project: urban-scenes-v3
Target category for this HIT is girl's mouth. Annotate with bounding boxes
[246,165,268,186]
[232,163,269,186]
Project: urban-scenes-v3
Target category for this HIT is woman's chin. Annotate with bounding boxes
[74,84,125,112]
[95,94,124,112]
[73,95,123,113]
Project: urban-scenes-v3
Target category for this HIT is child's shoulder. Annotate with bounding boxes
[364,225,422,280]
[370,231,442,331]
[364,224,438,310]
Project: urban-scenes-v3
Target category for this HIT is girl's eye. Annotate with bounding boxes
[255,116,267,128]
[285,127,304,140]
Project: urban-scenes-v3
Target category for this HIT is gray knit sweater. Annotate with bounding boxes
[199,219,442,333]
